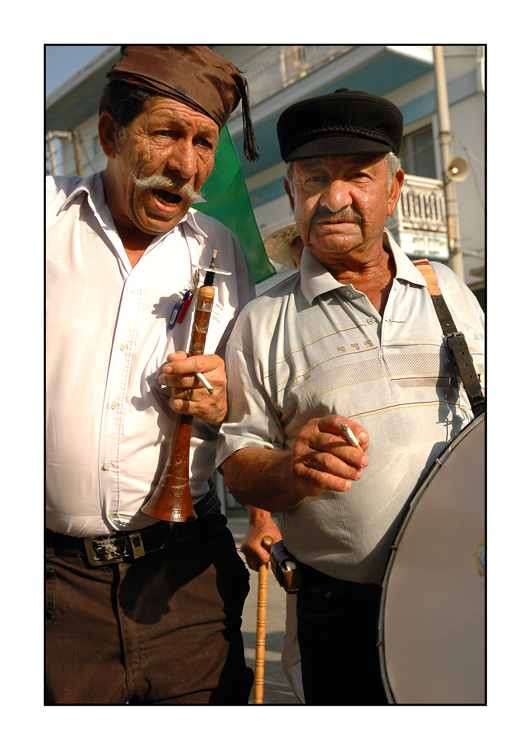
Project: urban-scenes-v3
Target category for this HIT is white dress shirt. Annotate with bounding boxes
[46,173,255,537]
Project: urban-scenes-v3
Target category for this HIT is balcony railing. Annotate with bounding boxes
[230,45,353,112]
[386,174,449,261]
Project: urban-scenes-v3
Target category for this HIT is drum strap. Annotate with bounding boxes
[413,259,485,416]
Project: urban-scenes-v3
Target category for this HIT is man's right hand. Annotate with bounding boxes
[289,414,369,498]
[221,414,370,514]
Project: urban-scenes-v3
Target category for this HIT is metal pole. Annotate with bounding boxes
[72,130,85,177]
[433,45,465,280]
[46,132,57,175]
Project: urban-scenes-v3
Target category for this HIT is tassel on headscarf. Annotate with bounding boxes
[239,77,259,162]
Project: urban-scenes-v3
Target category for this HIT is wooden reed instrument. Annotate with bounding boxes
[143,251,220,523]
[254,536,273,705]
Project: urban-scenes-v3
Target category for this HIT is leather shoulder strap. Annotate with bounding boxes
[413,259,485,416]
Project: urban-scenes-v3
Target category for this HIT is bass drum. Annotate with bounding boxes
[378,414,485,704]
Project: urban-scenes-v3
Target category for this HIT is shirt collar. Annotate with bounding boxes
[58,172,105,215]
[383,229,427,287]
[57,171,208,240]
[300,228,427,305]
[300,249,342,304]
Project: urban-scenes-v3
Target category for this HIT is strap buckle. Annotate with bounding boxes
[445,332,485,415]
[129,532,146,559]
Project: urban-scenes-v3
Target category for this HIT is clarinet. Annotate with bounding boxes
[143,251,221,523]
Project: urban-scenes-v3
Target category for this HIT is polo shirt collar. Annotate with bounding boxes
[300,228,427,305]
[300,249,341,304]
[383,229,427,288]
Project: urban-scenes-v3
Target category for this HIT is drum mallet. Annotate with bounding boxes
[254,536,273,705]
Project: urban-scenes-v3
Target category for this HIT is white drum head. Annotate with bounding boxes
[378,414,485,704]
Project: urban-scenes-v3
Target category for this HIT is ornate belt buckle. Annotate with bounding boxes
[83,531,147,566]
[84,533,124,566]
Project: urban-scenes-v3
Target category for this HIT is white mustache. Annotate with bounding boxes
[132,173,202,203]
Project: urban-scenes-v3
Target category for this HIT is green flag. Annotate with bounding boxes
[193,126,276,285]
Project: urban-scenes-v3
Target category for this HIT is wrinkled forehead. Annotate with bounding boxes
[135,95,219,133]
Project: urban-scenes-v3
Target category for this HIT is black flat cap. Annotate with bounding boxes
[277,89,403,162]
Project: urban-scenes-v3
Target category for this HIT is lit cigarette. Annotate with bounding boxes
[195,372,214,396]
[340,422,363,451]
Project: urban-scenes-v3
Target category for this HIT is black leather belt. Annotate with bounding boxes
[46,487,221,566]
[299,562,381,601]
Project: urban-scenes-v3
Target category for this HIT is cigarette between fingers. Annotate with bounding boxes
[340,422,363,451]
[195,372,214,395]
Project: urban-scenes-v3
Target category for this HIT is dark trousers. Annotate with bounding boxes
[296,565,388,705]
[45,514,253,705]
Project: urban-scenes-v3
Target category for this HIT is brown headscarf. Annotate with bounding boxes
[107,45,258,161]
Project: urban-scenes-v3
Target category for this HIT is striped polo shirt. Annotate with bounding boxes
[217,231,484,583]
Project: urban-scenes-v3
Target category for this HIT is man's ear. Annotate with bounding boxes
[284,177,295,212]
[387,168,405,216]
[98,111,119,159]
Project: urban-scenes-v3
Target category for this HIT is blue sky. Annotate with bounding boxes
[45,45,112,96]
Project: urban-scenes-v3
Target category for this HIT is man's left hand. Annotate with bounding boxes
[241,509,282,571]
[158,351,227,425]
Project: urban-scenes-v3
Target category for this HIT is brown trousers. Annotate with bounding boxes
[45,517,253,704]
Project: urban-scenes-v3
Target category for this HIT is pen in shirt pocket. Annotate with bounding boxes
[168,291,193,329]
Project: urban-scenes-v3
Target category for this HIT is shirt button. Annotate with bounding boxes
[102,462,112,471]
[108,513,116,520]
[110,401,119,410]
[367,317,375,324]
[344,290,354,299]
[119,343,128,351]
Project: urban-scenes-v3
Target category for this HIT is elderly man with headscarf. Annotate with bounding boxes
[46,45,258,705]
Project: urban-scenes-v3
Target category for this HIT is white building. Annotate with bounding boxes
[46,45,485,304]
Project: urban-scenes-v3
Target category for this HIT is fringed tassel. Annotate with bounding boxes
[240,80,259,162]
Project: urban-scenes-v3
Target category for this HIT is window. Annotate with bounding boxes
[399,125,437,178]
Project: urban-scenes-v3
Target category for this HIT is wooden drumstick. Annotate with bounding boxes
[254,535,273,705]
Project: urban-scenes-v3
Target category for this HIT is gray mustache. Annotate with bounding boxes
[311,205,363,224]
[132,173,202,203]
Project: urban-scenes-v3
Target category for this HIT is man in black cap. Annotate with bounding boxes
[46,46,258,704]
[217,90,484,704]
